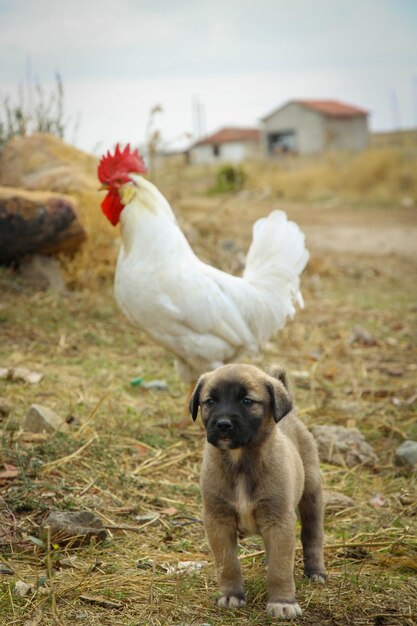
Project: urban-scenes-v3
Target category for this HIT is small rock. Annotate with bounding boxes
[20,255,65,292]
[0,562,14,575]
[0,367,43,384]
[0,398,12,417]
[75,612,89,621]
[24,404,69,434]
[394,440,417,468]
[400,196,415,208]
[311,425,379,467]
[14,580,33,597]
[0,184,87,263]
[349,326,379,347]
[324,491,355,510]
[42,511,107,544]
[397,490,415,507]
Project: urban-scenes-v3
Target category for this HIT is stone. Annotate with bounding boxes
[0,186,86,263]
[348,326,379,347]
[24,404,69,434]
[0,562,14,575]
[0,398,12,417]
[394,440,417,468]
[0,367,43,384]
[19,255,65,292]
[14,580,33,597]
[324,490,355,510]
[42,511,108,544]
[311,425,379,467]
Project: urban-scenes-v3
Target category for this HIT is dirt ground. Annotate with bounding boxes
[174,193,417,261]
[0,191,416,626]
[300,208,417,259]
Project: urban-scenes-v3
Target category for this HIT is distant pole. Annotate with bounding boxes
[412,75,417,128]
[389,88,402,130]
[200,100,207,137]
[25,56,33,123]
[192,96,205,139]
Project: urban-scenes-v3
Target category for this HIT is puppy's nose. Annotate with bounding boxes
[216,418,233,431]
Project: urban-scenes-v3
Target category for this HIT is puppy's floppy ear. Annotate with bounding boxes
[266,377,293,423]
[268,364,293,400]
[189,376,206,421]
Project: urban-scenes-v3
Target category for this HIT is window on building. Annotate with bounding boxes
[268,131,296,155]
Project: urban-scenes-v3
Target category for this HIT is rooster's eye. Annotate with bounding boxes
[242,397,254,406]
[204,398,215,407]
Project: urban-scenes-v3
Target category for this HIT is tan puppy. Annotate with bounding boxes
[190,363,326,619]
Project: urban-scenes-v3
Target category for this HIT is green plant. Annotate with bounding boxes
[212,163,246,193]
[0,72,66,150]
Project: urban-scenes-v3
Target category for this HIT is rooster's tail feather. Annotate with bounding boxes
[243,210,309,342]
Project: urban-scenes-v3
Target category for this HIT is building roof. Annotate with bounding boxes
[262,99,368,121]
[297,99,368,117]
[193,127,260,147]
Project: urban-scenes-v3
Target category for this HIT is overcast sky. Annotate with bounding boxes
[1,0,416,153]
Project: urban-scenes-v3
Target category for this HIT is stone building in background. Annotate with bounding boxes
[188,127,260,164]
[261,99,369,156]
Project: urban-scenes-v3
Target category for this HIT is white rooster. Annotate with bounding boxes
[98,145,308,394]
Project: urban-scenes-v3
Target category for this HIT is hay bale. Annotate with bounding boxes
[0,133,98,193]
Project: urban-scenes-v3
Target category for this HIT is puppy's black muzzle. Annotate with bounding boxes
[206,414,235,447]
[216,418,233,433]
[206,412,253,449]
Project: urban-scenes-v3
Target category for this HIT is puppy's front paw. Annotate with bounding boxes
[267,601,302,619]
[217,593,246,608]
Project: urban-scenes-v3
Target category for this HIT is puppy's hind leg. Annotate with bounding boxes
[299,473,327,583]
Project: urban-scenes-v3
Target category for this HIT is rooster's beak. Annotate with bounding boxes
[98,184,109,192]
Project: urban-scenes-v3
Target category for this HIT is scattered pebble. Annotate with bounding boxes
[20,255,66,292]
[0,563,14,575]
[24,404,69,434]
[0,398,12,417]
[14,580,33,597]
[0,367,43,384]
[75,612,89,621]
[394,440,417,468]
[311,425,379,467]
[42,511,108,545]
[348,326,379,347]
[324,490,355,510]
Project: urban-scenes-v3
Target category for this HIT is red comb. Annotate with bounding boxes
[98,144,147,185]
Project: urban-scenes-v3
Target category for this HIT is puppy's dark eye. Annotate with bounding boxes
[203,398,215,407]
[242,397,254,407]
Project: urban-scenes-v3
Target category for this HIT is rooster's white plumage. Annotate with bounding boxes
[99,145,309,384]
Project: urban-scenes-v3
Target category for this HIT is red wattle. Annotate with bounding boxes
[101,189,123,226]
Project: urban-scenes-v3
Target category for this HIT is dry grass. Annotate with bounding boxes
[241,147,417,206]
[0,139,417,624]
